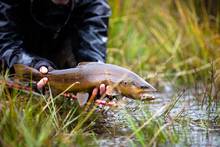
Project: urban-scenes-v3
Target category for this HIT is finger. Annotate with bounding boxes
[39,66,48,74]
[95,99,117,107]
[99,84,106,95]
[37,77,48,89]
[92,87,99,98]
[105,85,111,95]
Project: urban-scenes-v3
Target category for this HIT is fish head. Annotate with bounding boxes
[116,74,157,100]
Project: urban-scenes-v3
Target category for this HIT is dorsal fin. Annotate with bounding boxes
[77,62,104,66]
[77,62,92,66]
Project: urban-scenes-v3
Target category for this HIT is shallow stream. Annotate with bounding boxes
[95,87,220,146]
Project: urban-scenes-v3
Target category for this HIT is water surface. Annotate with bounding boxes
[96,87,220,146]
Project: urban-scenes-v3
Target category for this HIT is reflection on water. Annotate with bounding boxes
[96,88,220,146]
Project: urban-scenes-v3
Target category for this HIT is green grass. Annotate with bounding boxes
[125,105,179,146]
[0,82,99,146]
[1,0,220,146]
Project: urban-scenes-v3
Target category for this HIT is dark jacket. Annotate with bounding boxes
[0,0,111,70]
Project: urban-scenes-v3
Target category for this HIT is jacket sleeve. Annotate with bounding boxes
[0,0,55,70]
[75,0,111,63]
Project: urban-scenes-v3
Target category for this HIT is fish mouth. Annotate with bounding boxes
[139,85,157,92]
[138,86,157,93]
[138,87,157,100]
[139,92,156,100]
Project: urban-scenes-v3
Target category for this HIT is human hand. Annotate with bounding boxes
[90,83,107,98]
[37,66,49,89]
[80,83,108,108]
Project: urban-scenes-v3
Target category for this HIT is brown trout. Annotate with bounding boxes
[14,62,156,100]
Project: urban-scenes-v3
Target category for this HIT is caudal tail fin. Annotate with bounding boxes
[13,64,41,81]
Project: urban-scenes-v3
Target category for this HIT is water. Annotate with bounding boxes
[95,87,220,146]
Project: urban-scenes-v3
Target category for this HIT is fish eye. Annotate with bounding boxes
[121,81,128,85]
[119,81,128,85]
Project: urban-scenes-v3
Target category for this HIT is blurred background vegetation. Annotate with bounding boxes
[108,0,220,92]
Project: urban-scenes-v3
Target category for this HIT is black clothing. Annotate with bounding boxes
[0,0,111,70]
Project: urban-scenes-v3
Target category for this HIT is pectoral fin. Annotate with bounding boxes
[76,92,89,107]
